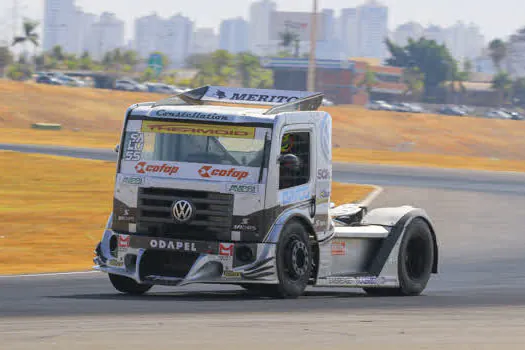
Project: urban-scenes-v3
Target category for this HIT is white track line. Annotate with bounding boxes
[0,271,98,278]
[358,185,384,207]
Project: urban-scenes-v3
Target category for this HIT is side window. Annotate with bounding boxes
[279,132,310,190]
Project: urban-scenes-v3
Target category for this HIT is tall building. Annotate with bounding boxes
[422,25,445,44]
[443,22,485,64]
[134,13,163,60]
[73,7,97,56]
[43,0,76,53]
[219,17,249,54]
[134,13,193,68]
[357,0,389,60]
[192,28,219,54]
[161,14,194,67]
[249,0,277,56]
[316,9,340,59]
[340,8,359,58]
[506,28,525,78]
[392,22,424,46]
[90,12,125,60]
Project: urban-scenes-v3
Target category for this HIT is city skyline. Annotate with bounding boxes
[3,0,524,44]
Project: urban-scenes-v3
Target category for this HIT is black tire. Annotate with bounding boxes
[364,218,434,296]
[108,273,153,295]
[259,221,312,299]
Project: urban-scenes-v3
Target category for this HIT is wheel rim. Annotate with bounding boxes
[404,236,428,281]
[283,235,309,281]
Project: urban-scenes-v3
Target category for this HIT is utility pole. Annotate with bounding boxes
[12,0,19,40]
[307,0,318,92]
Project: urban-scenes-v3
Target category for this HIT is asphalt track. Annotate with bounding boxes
[1,143,525,349]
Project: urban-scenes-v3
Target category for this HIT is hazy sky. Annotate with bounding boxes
[2,0,524,42]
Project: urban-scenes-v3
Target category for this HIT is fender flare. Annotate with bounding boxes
[363,206,439,275]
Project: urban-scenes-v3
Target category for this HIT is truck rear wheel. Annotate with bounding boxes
[109,273,152,295]
[364,218,434,296]
[259,221,312,299]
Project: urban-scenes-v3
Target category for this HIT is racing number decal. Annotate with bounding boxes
[125,132,144,161]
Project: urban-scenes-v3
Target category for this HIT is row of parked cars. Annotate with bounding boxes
[35,72,87,87]
[114,78,188,94]
[367,100,425,113]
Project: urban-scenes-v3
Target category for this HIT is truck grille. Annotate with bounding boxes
[137,187,234,241]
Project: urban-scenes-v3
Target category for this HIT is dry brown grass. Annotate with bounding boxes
[0,151,372,275]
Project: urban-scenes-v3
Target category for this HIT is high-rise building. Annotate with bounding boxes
[316,9,340,59]
[506,28,525,78]
[357,0,389,60]
[392,22,424,46]
[192,28,219,54]
[249,0,277,56]
[219,17,249,54]
[340,8,359,58]
[134,13,193,68]
[90,12,125,60]
[43,0,76,53]
[73,7,97,56]
[423,25,445,44]
[134,13,163,60]
[443,22,484,64]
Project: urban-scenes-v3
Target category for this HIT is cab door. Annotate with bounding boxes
[274,124,317,221]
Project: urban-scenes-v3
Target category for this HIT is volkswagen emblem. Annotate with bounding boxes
[171,200,194,223]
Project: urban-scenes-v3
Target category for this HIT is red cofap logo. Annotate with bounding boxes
[135,162,179,175]
[198,166,249,180]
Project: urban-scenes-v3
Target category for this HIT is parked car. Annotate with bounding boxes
[322,98,335,106]
[439,105,466,116]
[501,109,525,120]
[115,79,147,92]
[367,100,394,111]
[35,75,63,85]
[145,82,180,94]
[485,110,512,120]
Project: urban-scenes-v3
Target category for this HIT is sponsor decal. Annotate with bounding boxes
[214,90,227,99]
[331,241,346,256]
[135,162,179,176]
[198,166,249,181]
[317,189,331,204]
[219,243,234,256]
[124,132,144,161]
[149,239,197,252]
[233,218,257,232]
[314,219,328,230]
[226,184,258,194]
[108,259,124,267]
[230,93,299,104]
[118,235,130,248]
[155,109,229,121]
[142,121,255,139]
[117,209,134,222]
[325,276,388,286]
[279,184,311,205]
[122,176,143,185]
[317,168,331,180]
[223,270,241,278]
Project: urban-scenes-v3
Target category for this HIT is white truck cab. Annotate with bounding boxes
[94,86,438,298]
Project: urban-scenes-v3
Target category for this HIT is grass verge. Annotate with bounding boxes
[0,151,374,275]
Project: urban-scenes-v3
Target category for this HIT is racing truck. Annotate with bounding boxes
[94,86,439,298]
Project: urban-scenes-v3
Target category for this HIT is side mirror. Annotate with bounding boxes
[278,154,300,171]
[114,144,120,153]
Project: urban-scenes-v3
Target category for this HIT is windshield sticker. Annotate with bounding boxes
[154,109,229,121]
[124,132,144,161]
[141,121,255,139]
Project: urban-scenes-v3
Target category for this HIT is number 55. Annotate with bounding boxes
[124,151,141,161]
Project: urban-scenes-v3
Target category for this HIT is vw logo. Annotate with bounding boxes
[171,200,194,223]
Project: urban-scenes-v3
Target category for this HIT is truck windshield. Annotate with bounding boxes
[121,120,268,167]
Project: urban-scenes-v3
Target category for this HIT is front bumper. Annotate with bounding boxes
[94,229,277,286]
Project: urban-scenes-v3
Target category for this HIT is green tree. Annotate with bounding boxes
[12,18,40,70]
[358,69,378,95]
[279,30,300,57]
[122,50,140,72]
[79,51,94,70]
[512,77,525,106]
[492,71,513,105]
[488,39,507,72]
[50,45,64,61]
[6,62,32,81]
[0,46,13,77]
[385,38,457,98]
[403,66,425,100]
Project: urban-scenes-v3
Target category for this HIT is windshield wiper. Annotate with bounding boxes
[258,132,270,183]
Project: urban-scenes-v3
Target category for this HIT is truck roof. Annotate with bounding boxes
[128,86,324,125]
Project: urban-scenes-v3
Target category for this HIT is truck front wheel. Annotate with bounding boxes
[108,273,153,295]
[259,221,312,299]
